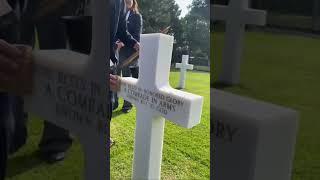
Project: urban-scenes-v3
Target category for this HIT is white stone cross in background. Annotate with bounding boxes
[211,0,267,85]
[119,33,204,180]
[176,55,194,89]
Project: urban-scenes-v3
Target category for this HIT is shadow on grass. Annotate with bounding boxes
[112,109,125,118]
[6,150,44,178]
[211,82,235,90]
[211,82,249,91]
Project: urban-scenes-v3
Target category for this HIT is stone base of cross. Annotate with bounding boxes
[118,34,203,179]
[211,0,267,85]
[212,88,299,180]
[175,55,193,89]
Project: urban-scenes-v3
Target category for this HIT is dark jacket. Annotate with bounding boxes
[118,10,142,66]
[126,10,142,42]
[110,0,137,64]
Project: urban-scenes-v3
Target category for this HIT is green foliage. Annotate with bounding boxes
[139,0,181,34]
[139,0,186,64]
[138,0,210,64]
[182,0,210,60]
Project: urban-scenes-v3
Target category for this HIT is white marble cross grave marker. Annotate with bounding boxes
[211,0,267,85]
[118,34,204,180]
[175,55,194,89]
[23,0,109,179]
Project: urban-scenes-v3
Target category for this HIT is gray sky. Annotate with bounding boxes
[175,0,193,18]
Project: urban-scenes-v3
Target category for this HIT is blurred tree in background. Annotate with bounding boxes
[139,0,210,66]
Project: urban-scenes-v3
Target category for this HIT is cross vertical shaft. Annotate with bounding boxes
[219,20,245,84]
[132,108,165,179]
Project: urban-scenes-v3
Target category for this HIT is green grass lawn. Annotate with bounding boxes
[6,71,210,180]
[212,31,320,180]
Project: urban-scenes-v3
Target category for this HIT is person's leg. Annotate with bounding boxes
[0,125,7,180]
[120,65,133,112]
[36,20,72,162]
[8,96,27,154]
[38,123,72,153]
[0,17,28,156]
[119,48,135,112]
[0,94,9,180]
[18,20,36,47]
[130,66,139,79]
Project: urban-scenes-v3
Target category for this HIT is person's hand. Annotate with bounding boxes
[133,42,140,52]
[110,74,121,92]
[0,39,33,95]
[116,41,125,51]
[116,41,125,50]
[0,39,23,80]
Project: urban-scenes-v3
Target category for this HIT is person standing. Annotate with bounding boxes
[19,0,86,163]
[0,40,31,180]
[115,0,142,113]
[0,1,28,178]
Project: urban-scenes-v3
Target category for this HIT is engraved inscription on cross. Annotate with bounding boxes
[118,34,204,180]
[212,0,267,85]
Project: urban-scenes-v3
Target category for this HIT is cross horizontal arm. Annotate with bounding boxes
[119,78,203,128]
[211,4,266,26]
[243,9,267,25]
[176,63,193,69]
[175,63,182,68]
[186,64,194,70]
[212,5,229,21]
[32,50,89,76]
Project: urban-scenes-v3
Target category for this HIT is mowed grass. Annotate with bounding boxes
[212,31,320,180]
[5,71,210,180]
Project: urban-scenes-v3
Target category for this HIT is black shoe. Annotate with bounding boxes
[40,151,66,164]
[112,101,119,111]
[122,106,132,113]
[109,138,115,148]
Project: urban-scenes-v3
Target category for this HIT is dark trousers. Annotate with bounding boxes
[20,19,72,153]
[0,14,23,180]
[0,94,9,180]
[115,47,139,108]
[0,15,27,155]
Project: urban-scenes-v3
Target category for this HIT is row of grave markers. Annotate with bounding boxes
[23,0,203,179]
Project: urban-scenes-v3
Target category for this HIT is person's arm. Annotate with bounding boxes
[110,74,120,92]
[116,19,137,49]
[129,13,142,42]
[0,40,33,94]
[116,0,138,50]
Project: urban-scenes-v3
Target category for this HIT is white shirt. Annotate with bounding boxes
[0,0,12,16]
[125,10,131,22]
